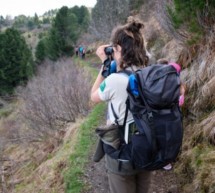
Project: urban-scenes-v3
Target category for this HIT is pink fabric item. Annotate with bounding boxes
[179,95,185,106]
[169,62,181,73]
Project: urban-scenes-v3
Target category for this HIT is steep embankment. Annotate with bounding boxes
[0,58,106,193]
[132,2,215,192]
[174,39,215,192]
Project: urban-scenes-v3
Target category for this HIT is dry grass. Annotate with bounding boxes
[179,31,215,116]
[176,110,215,193]
[157,22,215,193]
[201,111,215,146]
[7,119,84,193]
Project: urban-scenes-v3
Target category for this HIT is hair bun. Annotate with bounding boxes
[126,16,144,33]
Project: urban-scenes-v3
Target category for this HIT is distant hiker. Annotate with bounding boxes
[82,47,86,59]
[75,46,79,56]
[78,46,84,59]
[91,17,151,193]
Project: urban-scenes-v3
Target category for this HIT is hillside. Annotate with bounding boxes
[138,2,215,193]
[0,1,215,193]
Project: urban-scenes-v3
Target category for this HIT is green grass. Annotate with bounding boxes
[64,56,106,193]
[0,108,12,117]
[74,57,100,80]
[64,102,106,193]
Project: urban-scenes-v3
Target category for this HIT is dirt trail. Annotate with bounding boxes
[83,151,181,193]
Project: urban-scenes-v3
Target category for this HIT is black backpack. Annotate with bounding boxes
[106,64,184,171]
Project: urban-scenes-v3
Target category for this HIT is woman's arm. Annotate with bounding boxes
[91,67,104,103]
[90,45,109,103]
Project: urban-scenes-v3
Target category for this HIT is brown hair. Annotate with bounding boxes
[157,58,169,64]
[110,16,148,69]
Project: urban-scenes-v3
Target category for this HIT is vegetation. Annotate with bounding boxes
[0,9,58,31]
[0,1,215,192]
[167,0,215,44]
[18,58,92,143]
[0,28,34,95]
[129,0,145,11]
[176,112,215,193]
[13,14,40,30]
[36,6,90,62]
[35,39,47,63]
[64,103,106,193]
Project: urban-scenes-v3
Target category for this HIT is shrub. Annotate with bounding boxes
[17,58,92,142]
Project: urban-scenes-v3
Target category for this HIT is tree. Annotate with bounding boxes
[46,6,79,60]
[0,28,34,94]
[35,5,90,61]
[27,19,35,30]
[34,13,40,26]
[13,15,28,28]
[0,16,5,29]
[42,17,51,24]
[35,39,47,63]
[71,6,90,32]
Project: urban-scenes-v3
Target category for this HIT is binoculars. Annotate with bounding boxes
[104,46,114,56]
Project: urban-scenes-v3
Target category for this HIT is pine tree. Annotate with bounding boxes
[35,39,47,63]
[71,6,90,32]
[0,28,34,94]
[47,6,79,59]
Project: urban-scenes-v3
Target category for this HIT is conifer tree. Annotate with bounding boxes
[35,39,47,63]
[0,28,34,94]
[46,6,79,60]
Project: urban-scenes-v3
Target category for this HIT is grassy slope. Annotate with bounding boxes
[63,57,106,193]
[6,56,106,193]
[64,103,106,193]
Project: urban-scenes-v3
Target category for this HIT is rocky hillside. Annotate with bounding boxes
[135,2,215,193]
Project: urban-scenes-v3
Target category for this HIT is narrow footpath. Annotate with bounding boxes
[83,150,181,193]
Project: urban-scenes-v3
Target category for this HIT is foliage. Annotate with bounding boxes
[36,6,90,62]
[0,15,5,29]
[167,0,215,44]
[33,13,40,26]
[0,28,34,95]
[35,39,47,63]
[129,0,145,11]
[176,121,215,193]
[46,6,78,60]
[13,14,41,30]
[70,6,90,32]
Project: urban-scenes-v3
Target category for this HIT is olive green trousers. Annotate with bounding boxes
[107,170,151,193]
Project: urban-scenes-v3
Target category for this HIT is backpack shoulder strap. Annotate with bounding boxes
[110,70,131,127]
[110,102,119,125]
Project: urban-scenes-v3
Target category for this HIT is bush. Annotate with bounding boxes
[17,58,92,142]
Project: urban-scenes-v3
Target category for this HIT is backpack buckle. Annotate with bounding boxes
[147,112,153,121]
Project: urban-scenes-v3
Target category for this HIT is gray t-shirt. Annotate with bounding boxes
[98,73,133,125]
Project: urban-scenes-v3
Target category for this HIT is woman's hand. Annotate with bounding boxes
[96,44,110,63]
